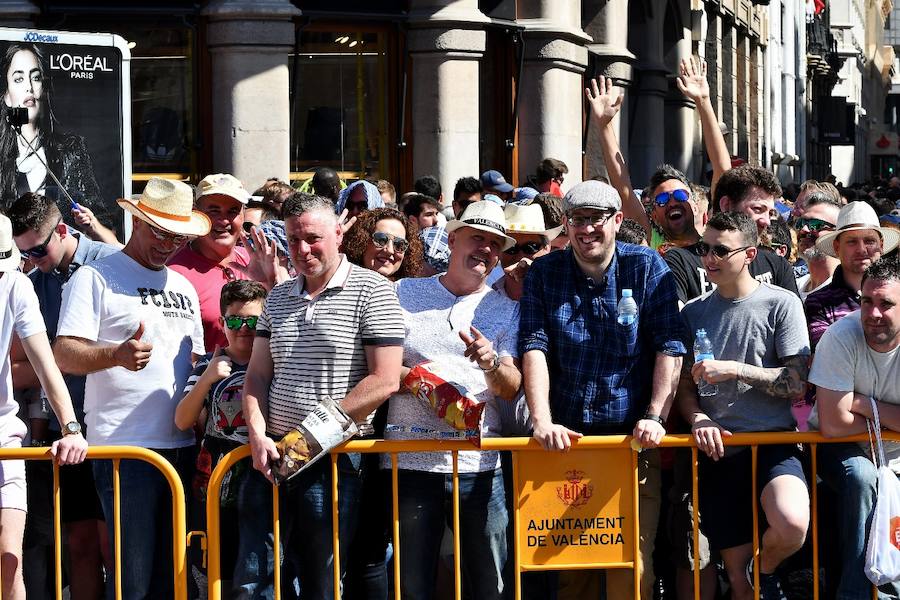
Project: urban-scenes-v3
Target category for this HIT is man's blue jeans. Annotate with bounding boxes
[279,453,363,600]
[817,442,900,600]
[396,468,509,600]
[92,446,196,600]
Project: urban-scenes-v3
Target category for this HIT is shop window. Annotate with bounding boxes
[290,29,390,184]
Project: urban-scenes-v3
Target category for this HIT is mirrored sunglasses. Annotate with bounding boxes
[224,315,259,330]
[653,189,691,207]
[372,231,409,253]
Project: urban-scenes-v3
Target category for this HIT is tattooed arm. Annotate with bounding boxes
[690,354,808,401]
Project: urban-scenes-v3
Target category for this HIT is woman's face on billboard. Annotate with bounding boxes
[4,49,43,124]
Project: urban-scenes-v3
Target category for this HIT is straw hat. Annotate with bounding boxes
[0,214,21,272]
[118,178,211,237]
[503,203,563,241]
[815,201,900,258]
[445,200,516,250]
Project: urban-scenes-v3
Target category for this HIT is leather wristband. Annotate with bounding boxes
[642,412,665,426]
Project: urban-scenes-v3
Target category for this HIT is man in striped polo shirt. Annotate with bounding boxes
[242,192,404,600]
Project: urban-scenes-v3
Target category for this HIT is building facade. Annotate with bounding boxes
[10,0,890,198]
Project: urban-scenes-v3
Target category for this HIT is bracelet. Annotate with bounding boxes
[480,353,501,374]
[642,413,665,426]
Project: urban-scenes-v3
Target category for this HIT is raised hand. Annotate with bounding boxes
[337,208,357,235]
[203,346,232,383]
[585,75,624,125]
[458,326,497,371]
[115,321,153,371]
[234,226,288,289]
[676,55,710,103]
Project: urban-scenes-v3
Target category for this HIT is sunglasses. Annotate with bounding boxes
[696,241,751,259]
[223,315,259,330]
[653,189,691,207]
[147,224,190,246]
[346,201,368,212]
[792,217,835,233]
[504,241,544,256]
[20,219,61,259]
[371,231,409,254]
[567,211,616,228]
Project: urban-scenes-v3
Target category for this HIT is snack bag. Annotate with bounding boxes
[272,396,359,485]
[402,361,485,446]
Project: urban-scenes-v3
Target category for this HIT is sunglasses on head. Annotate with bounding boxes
[20,218,61,259]
[371,231,409,253]
[696,241,751,259]
[147,223,190,246]
[792,217,835,233]
[224,315,259,330]
[653,189,691,207]
[504,241,544,256]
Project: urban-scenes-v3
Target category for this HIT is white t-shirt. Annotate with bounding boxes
[809,311,900,471]
[0,271,46,419]
[384,275,520,473]
[57,251,204,448]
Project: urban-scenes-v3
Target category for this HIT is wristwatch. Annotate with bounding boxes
[63,421,82,436]
[480,353,501,374]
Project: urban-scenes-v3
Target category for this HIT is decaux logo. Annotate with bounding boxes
[23,31,59,43]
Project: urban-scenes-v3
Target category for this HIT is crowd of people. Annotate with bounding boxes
[1,55,900,600]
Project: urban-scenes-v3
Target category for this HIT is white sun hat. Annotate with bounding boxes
[503,202,563,241]
[445,200,516,250]
[815,201,900,258]
[0,214,21,272]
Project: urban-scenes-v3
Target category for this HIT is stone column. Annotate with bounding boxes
[583,0,635,181]
[407,0,488,201]
[0,0,39,26]
[627,5,667,186]
[663,1,695,177]
[203,0,300,187]
[516,0,590,189]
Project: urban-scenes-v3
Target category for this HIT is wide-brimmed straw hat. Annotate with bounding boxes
[118,178,211,237]
[815,201,900,258]
[445,200,516,250]
[503,203,563,241]
[0,214,21,272]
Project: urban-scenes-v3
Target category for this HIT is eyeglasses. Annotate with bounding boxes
[696,241,752,259]
[792,217,835,233]
[147,224,189,246]
[567,211,616,228]
[653,189,691,207]
[371,231,409,254]
[223,315,259,330]
[20,219,61,259]
[504,241,544,256]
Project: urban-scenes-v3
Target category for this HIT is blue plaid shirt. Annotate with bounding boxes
[519,243,686,433]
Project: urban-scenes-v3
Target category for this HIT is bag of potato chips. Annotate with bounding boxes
[402,361,485,447]
[272,396,359,485]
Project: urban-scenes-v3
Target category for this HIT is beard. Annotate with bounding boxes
[802,246,827,263]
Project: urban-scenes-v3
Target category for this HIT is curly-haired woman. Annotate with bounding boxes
[342,207,423,281]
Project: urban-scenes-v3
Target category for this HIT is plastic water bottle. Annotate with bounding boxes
[694,328,717,397]
[616,289,638,326]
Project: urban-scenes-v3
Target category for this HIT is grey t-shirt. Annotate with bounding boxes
[681,282,811,433]
[808,311,900,471]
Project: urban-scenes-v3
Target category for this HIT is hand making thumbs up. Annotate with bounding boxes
[458,325,499,372]
[202,345,233,384]
[114,321,154,371]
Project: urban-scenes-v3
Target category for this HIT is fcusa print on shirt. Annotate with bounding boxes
[57,251,205,448]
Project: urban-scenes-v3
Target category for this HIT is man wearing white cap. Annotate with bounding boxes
[519,180,686,600]
[53,177,211,599]
[805,201,900,350]
[384,200,522,600]
[0,213,87,599]
[496,202,562,301]
[169,173,286,351]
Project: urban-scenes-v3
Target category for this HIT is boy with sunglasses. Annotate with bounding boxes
[678,211,810,600]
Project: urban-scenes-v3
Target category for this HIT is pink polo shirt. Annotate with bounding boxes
[168,244,250,351]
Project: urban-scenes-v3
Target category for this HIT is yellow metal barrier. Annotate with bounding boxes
[0,446,190,600]
[205,432,900,600]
